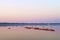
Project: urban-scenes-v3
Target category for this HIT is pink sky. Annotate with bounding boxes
[0,0,60,23]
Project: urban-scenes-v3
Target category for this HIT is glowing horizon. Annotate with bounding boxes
[0,0,60,23]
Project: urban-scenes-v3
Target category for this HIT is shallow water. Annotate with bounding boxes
[0,25,60,40]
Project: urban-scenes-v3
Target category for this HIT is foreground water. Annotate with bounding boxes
[0,25,60,40]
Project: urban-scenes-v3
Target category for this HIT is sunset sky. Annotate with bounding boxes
[0,0,60,23]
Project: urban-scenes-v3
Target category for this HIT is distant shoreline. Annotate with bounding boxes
[0,23,60,26]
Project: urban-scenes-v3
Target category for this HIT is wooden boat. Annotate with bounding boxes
[40,23,55,32]
[24,25,55,32]
[33,27,40,30]
[32,27,55,32]
[39,28,55,31]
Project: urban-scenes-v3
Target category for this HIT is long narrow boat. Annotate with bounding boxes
[39,28,55,31]
[33,27,40,30]
[24,27,55,32]
[33,27,55,32]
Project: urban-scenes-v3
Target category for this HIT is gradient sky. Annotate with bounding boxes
[0,0,60,23]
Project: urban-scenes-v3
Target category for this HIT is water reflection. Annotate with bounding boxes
[0,25,59,40]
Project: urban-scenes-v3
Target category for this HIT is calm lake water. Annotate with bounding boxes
[0,25,60,40]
